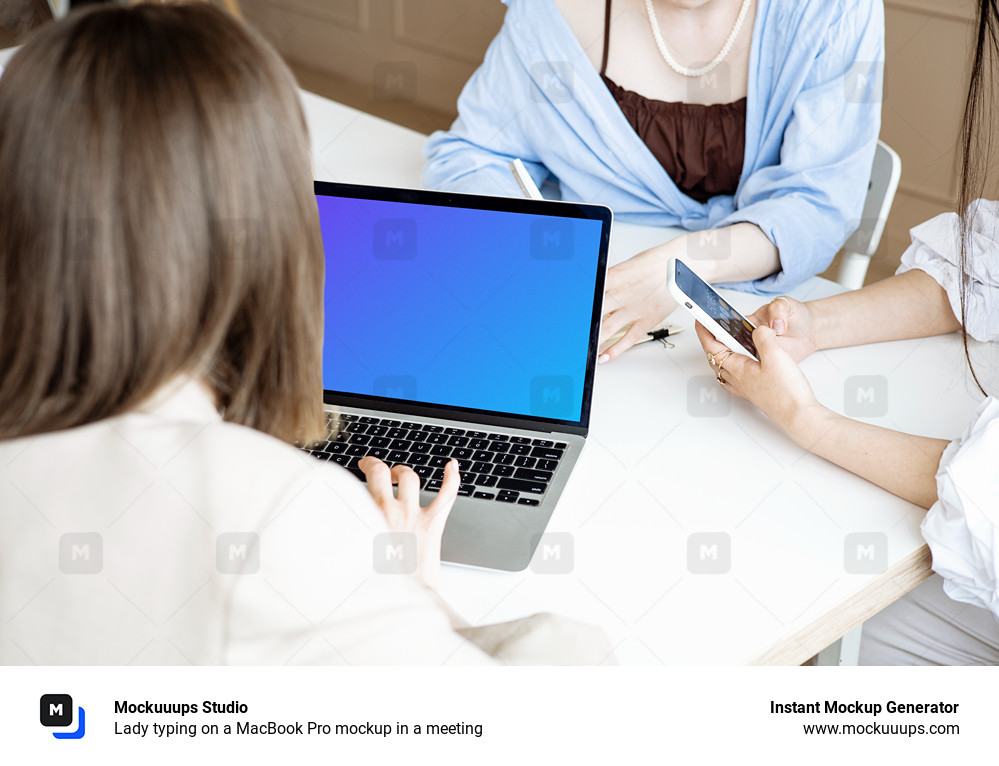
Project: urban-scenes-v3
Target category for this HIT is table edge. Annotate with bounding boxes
[749,545,933,666]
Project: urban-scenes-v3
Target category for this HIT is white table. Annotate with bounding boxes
[433,244,981,665]
[4,39,978,664]
[299,89,986,665]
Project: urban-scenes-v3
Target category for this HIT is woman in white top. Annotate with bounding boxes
[0,4,607,665]
[694,1,999,664]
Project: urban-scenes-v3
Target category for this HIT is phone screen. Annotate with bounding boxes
[675,259,758,357]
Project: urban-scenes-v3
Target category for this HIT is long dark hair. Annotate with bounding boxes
[959,0,999,395]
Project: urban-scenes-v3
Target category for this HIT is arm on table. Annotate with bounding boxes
[788,403,949,510]
[749,268,962,362]
[809,269,962,349]
[699,269,962,509]
[698,323,950,509]
[600,222,779,361]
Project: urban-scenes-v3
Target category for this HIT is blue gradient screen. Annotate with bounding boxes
[317,194,604,422]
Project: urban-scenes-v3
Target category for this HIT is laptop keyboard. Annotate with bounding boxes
[303,413,567,506]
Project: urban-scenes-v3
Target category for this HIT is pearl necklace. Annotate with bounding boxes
[644,0,752,78]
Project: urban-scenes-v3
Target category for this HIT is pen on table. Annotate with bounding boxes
[509,158,544,200]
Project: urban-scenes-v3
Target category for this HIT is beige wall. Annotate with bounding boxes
[242,0,503,130]
[886,1,970,204]
[876,0,974,279]
[245,0,977,283]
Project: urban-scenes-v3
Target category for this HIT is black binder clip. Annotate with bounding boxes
[648,327,674,350]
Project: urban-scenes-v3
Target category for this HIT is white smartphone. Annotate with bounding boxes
[666,257,759,360]
[508,158,543,200]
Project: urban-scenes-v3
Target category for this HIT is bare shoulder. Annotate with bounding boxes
[551,0,607,66]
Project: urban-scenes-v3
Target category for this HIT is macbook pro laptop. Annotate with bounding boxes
[307,181,611,571]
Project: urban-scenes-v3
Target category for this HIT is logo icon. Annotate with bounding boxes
[373,218,417,260]
[216,532,260,574]
[530,375,575,420]
[373,532,417,575]
[686,532,731,574]
[844,375,888,417]
[59,532,102,574]
[529,219,573,260]
[687,375,731,417]
[40,694,86,739]
[373,61,417,103]
[529,532,574,574]
[843,532,888,574]
[529,61,574,103]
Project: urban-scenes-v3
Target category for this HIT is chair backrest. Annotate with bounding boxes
[843,140,902,258]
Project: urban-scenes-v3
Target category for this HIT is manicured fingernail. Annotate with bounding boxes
[598,353,610,364]
[773,319,785,335]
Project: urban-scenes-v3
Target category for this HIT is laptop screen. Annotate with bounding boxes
[314,183,609,429]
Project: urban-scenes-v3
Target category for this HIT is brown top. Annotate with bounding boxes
[600,0,747,203]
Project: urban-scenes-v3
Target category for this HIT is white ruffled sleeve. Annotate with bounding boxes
[921,397,999,619]
[896,199,999,342]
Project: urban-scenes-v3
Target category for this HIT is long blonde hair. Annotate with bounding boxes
[0,3,325,443]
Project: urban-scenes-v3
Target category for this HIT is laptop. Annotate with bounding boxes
[307,181,611,571]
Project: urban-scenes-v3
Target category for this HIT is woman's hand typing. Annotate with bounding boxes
[358,457,460,589]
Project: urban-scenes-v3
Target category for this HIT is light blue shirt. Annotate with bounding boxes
[421,0,884,294]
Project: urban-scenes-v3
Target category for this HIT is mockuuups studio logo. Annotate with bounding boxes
[686,227,731,261]
[373,61,417,102]
[530,532,573,574]
[216,533,260,574]
[844,61,883,103]
[373,218,417,260]
[687,532,731,574]
[686,61,732,103]
[687,375,731,417]
[530,61,574,103]
[530,219,573,260]
[59,533,102,574]
[212,218,256,260]
[40,694,86,739]
[845,217,884,253]
[844,375,887,417]
[374,375,417,399]
[373,532,417,574]
[530,375,574,420]
[844,532,887,574]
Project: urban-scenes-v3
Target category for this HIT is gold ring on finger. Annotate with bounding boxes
[716,350,735,374]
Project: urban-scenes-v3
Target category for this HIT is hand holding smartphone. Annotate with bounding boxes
[666,257,759,360]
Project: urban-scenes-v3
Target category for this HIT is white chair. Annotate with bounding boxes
[835,140,902,290]
[815,143,901,665]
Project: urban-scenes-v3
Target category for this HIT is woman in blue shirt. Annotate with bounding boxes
[422,0,884,360]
